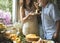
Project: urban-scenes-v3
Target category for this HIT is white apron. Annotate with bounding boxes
[22,10,39,35]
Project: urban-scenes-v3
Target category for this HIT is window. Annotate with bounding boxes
[0,0,12,25]
[0,0,12,13]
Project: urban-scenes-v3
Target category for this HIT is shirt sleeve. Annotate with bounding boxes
[50,4,60,22]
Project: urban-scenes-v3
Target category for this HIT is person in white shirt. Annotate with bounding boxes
[35,0,60,42]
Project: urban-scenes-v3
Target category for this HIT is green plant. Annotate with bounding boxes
[0,0,12,13]
[18,33,27,43]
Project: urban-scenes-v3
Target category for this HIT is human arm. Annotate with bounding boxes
[53,20,60,42]
[50,4,60,42]
[34,2,41,15]
[20,7,30,22]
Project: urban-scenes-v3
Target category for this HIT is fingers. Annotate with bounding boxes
[53,33,57,39]
[34,2,39,9]
[28,13,35,15]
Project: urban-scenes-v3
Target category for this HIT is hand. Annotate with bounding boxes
[34,2,39,9]
[52,32,58,42]
[29,12,35,15]
[53,33,57,39]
